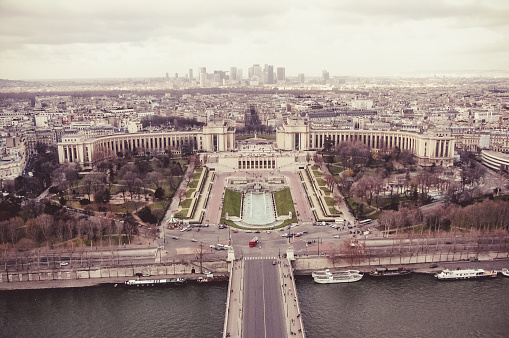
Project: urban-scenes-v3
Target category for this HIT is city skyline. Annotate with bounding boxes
[1,0,508,80]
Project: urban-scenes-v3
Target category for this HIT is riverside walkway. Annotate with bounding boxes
[223,256,305,338]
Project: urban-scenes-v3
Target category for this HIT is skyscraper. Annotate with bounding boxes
[200,72,207,87]
[277,67,285,82]
[189,69,193,83]
[322,70,329,84]
[230,67,237,81]
[298,73,305,84]
[252,64,262,80]
[264,64,274,84]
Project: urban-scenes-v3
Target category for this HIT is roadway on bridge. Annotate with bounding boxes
[242,258,285,338]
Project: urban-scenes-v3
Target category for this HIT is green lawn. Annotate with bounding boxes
[274,188,296,217]
[327,164,344,176]
[175,209,188,218]
[324,196,336,207]
[235,134,276,141]
[185,189,196,198]
[180,198,192,209]
[222,189,242,217]
[188,179,199,189]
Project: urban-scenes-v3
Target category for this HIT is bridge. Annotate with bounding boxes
[223,250,305,337]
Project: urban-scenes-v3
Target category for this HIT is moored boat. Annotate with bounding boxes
[500,268,509,277]
[313,270,363,283]
[197,275,229,283]
[434,268,498,280]
[312,269,335,278]
[124,278,187,287]
[369,267,412,277]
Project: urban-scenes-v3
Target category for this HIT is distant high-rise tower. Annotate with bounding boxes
[175,73,178,79]
[237,68,243,82]
[199,67,206,75]
[298,73,305,83]
[264,64,274,84]
[230,67,237,81]
[189,69,193,83]
[252,64,262,80]
[277,67,286,82]
[166,72,169,80]
[200,72,207,87]
[322,70,329,84]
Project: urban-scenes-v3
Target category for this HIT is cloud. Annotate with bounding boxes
[0,0,508,79]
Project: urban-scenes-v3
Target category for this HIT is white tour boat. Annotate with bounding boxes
[313,270,363,283]
[500,268,509,277]
[435,268,498,280]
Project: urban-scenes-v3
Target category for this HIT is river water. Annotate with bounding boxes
[1,274,508,338]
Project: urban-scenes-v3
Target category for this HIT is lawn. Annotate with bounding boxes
[235,134,276,141]
[185,189,196,198]
[188,179,199,189]
[180,198,192,209]
[221,189,242,217]
[274,188,296,217]
[324,196,337,207]
[327,164,344,176]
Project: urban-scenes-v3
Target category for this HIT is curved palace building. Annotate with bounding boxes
[58,117,455,167]
[58,121,235,168]
[276,118,455,166]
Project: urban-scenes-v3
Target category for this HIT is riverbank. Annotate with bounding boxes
[294,257,509,275]
[2,256,509,290]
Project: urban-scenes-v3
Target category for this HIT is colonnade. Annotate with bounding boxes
[238,158,276,170]
[58,122,235,167]
[276,120,455,166]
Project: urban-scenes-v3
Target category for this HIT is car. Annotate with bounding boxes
[334,235,340,238]
[255,230,260,233]
[60,262,69,266]
[272,260,277,265]
[266,230,271,234]
[191,238,198,242]
[429,264,438,268]
[233,230,238,233]
[172,236,179,240]
[142,273,151,277]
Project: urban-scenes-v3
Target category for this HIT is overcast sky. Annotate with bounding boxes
[0,0,508,80]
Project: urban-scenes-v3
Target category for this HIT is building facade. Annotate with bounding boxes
[57,121,235,167]
[276,118,455,166]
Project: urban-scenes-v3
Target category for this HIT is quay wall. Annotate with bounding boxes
[0,260,228,286]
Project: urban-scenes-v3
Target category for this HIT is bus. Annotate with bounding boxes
[359,219,372,225]
[249,237,258,247]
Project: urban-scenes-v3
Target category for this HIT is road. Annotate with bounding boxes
[242,258,285,338]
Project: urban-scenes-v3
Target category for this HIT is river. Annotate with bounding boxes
[1,274,508,337]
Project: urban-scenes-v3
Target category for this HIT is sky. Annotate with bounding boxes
[0,0,508,80]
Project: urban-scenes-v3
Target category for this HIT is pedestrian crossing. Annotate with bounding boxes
[243,256,277,260]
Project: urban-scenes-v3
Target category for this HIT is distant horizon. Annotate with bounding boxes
[1,1,508,80]
[3,68,509,83]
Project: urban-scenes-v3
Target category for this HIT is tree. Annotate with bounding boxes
[122,216,138,244]
[154,187,165,200]
[322,135,334,153]
[181,142,193,157]
[138,206,157,224]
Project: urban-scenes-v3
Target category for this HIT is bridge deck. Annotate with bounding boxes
[224,257,305,338]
